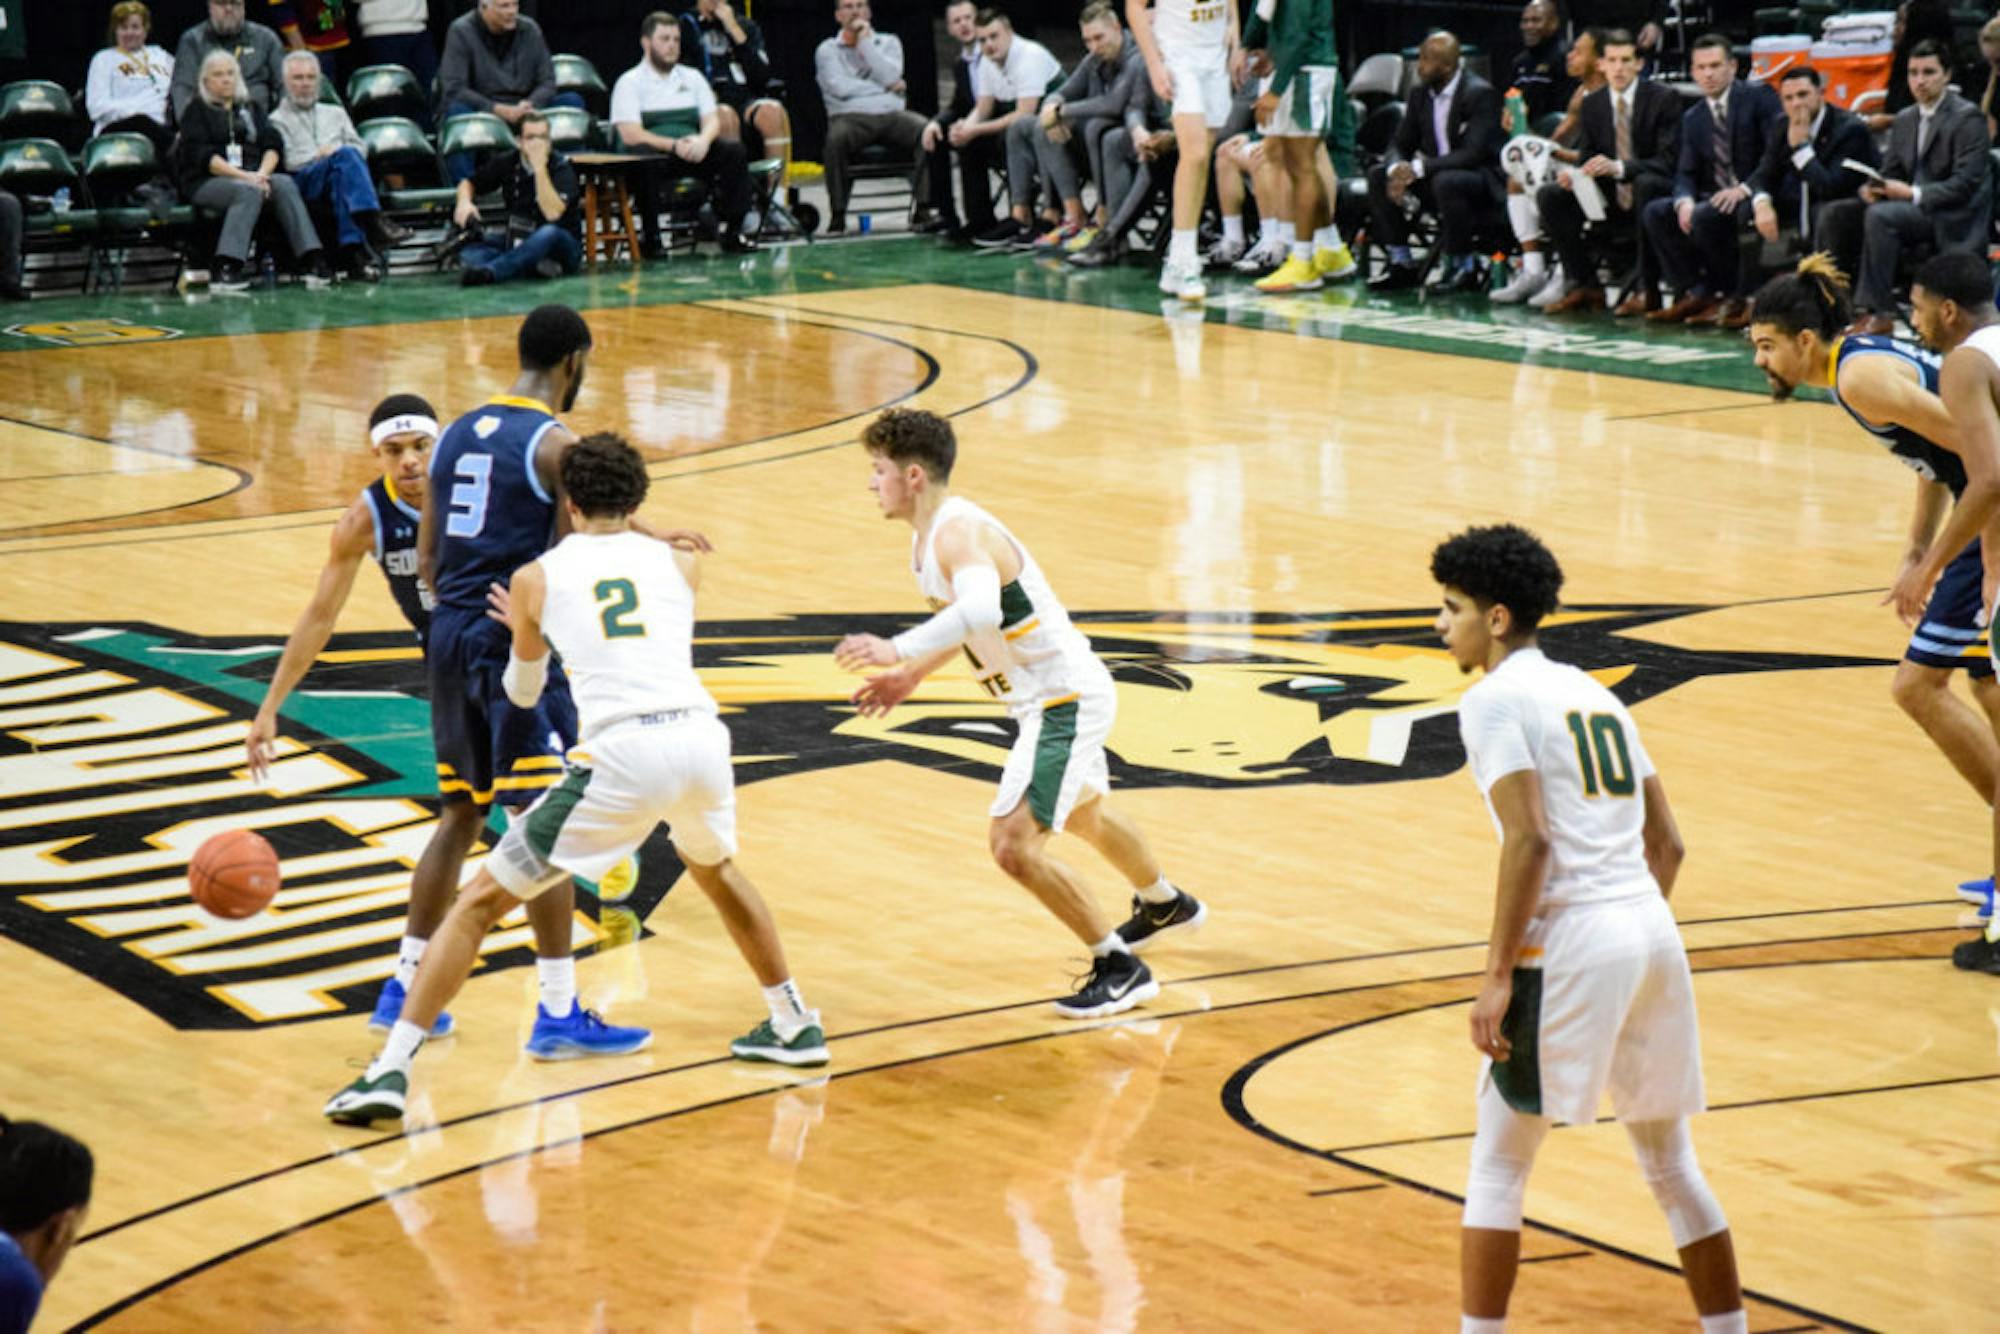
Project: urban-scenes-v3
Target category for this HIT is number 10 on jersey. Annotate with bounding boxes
[1565,711,1635,797]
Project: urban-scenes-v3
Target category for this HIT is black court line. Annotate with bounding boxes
[74,913,1965,1247]
[1518,1250,1592,1264]
[1305,1184,1387,1197]
[1605,401,1793,422]
[0,465,192,484]
[0,412,253,536]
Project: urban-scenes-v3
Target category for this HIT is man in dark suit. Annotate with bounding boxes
[1640,33,1782,326]
[1749,66,1874,270]
[1817,39,1994,334]
[1533,28,1679,315]
[1366,30,1506,294]
[919,0,997,238]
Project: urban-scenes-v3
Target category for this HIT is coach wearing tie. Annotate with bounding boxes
[1817,39,1992,335]
[1748,67,1874,269]
[1640,34,1780,326]
[1533,28,1678,315]
[1366,31,1506,294]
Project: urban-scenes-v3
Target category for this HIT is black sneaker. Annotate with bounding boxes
[212,258,250,293]
[972,218,1030,249]
[1117,889,1207,952]
[1065,236,1123,269]
[719,229,759,254]
[1951,933,2000,974]
[460,264,495,287]
[1053,950,1159,1019]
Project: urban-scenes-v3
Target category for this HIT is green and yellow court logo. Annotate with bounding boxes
[5,318,181,346]
[0,610,1880,1029]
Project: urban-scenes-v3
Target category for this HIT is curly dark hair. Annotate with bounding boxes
[1749,252,1852,341]
[518,304,593,372]
[1430,524,1564,632]
[1913,250,1997,312]
[561,433,649,517]
[862,408,957,483]
[0,1114,93,1233]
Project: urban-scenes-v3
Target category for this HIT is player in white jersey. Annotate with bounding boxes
[835,409,1206,1019]
[1128,0,1238,300]
[1431,525,1746,1334]
[326,435,826,1126]
[1907,251,2000,976]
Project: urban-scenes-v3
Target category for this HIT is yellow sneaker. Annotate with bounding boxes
[1063,225,1100,253]
[1255,254,1324,293]
[596,853,639,903]
[1314,244,1357,281]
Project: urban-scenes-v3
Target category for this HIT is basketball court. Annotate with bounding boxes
[1,239,1992,1330]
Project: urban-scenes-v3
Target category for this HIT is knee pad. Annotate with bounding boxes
[1628,1119,1728,1249]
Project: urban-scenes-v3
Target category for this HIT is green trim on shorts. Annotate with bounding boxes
[1027,700,1079,829]
[1491,966,1544,1116]
[524,763,593,861]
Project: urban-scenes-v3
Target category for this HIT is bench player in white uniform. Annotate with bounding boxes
[1128,0,1237,300]
[835,408,1206,1019]
[326,434,827,1125]
[1431,524,1746,1334]
[1910,250,2000,975]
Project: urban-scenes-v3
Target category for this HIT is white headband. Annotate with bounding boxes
[371,414,439,445]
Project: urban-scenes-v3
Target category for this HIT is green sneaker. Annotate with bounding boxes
[730,1017,829,1067]
[324,1069,408,1125]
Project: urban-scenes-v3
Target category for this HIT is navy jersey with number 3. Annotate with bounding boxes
[428,395,562,610]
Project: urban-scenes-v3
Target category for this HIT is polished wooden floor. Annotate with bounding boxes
[2,279,1995,1332]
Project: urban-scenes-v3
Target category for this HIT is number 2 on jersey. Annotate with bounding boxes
[595,578,646,638]
[1564,711,1635,797]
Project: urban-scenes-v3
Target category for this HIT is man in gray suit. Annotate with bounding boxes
[1818,39,1993,334]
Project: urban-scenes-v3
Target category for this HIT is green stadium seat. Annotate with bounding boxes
[0,137,80,200]
[437,113,516,173]
[553,53,609,112]
[0,82,82,149]
[359,115,438,177]
[544,105,596,152]
[82,132,159,203]
[347,64,426,125]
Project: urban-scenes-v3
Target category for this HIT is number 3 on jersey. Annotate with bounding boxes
[1565,711,1635,797]
[595,577,646,638]
[445,454,492,538]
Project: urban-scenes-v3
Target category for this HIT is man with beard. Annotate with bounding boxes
[171,0,288,116]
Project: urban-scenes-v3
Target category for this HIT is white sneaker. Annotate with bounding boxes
[1205,235,1245,267]
[1158,257,1206,302]
[1527,271,1572,309]
[1489,267,1551,304]
[1233,237,1287,274]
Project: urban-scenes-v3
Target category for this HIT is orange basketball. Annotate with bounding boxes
[188,830,281,919]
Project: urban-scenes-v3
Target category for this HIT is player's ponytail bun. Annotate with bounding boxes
[1749,252,1852,341]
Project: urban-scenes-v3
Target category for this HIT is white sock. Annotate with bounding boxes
[1698,1313,1748,1334]
[1312,224,1342,251]
[537,955,577,1016]
[1461,1318,1506,1334]
[1221,214,1244,244]
[367,1018,428,1080]
[393,934,427,990]
[1168,228,1197,265]
[1986,913,2000,944]
[1522,249,1546,276]
[1290,240,1312,263]
[1259,216,1280,245]
[1134,875,1177,905]
[1090,932,1130,958]
[762,979,812,1037]
[1506,191,1541,245]
[1278,220,1297,244]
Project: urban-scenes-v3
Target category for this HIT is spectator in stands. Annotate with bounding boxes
[0,1116,93,1334]
[919,0,992,238]
[1875,0,1955,131]
[1509,0,1571,127]
[612,12,759,254]
[172,0,288,119]
[355,0,439,127]
[1365,30,1506,295]
[961,8,1064,248]
[1819,38,1990,335]
[87,3,175,156]
[0,190,21,302]
[175,49,334,293]
[269,0,351,83]
[271,50,411,280]
[1492,25,1605,304]
[451,108,581,284]
[1639,33,1781,327]
[682,0,792,191]
[439,0,584,182]
[1005,1,1139,252]
[814,0,930,236]
[1532,28,1678,315]
[1977,15,2000,140]
[1749,67,1873,275]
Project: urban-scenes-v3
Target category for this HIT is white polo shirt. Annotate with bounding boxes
[975,35,1061,103]
[609,59,718,134]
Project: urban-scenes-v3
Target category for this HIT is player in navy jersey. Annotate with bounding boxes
[1751,255,2000,922]
[0,1114,92,1334]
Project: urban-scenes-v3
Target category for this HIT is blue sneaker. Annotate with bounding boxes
[367,977,454,1037]
[525,1002,653,1061]
[1959,877,1996,924]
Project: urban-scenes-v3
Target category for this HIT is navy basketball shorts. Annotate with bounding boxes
[1907,540,1995,678]
[427,602,579,807]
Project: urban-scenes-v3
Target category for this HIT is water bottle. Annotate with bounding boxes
[858,214,871,234]
[1504,86,1529,139]
[259,253,277,290]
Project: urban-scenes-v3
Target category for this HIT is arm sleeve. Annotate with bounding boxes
[503,649,550,707]
[890,564,1003,660]
[1458,683,1536,792]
